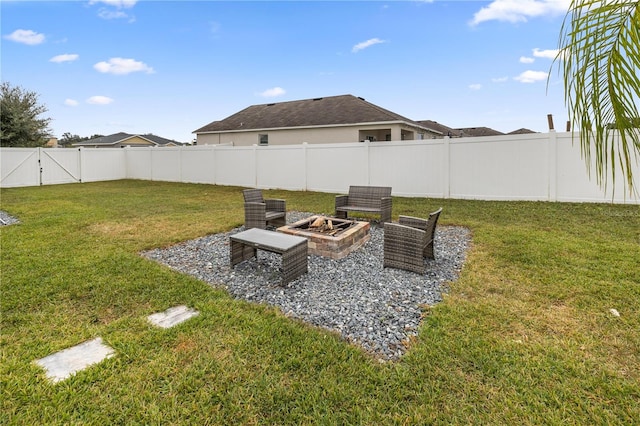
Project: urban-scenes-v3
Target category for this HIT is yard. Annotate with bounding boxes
[1,180,639,424]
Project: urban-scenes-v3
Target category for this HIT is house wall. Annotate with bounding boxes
[118,136,154,147]
[74,135,156,148]
[2,132,638,204]
[196,124,438,146]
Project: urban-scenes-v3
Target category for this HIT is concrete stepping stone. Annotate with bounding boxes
[147,305,199,328]
[35,337,115,383]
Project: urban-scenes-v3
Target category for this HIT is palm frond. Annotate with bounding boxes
[556,0,640,196]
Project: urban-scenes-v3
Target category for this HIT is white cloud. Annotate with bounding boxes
[258,87,286,98]
[352,38,386,53]
[50,54,79,63]
[470,0,570,26]
[89,0,137,8]
[4,29,45,45]
[90,0,136,21]
[520,56,535,63]
[94,58,154,75]
[98,9,129,20]
[533,47,559,59]
[87,96,114,105]
[469,84,483,90]
[492,76,509,83]
[64,99,79,107]
[514,70,549,83]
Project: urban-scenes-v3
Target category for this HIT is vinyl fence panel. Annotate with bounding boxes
[554,132,637,203]
[255,144,306,191]
[369,140,446,197]
[305,142,369,193]
[180,145,216,184]
[449,134,550,200]
[125,147,152,180]
[150,147,182,182]
[1,133,638,204]
[79,148,127,182]
[213,145,255,187]
[0,148,40,187]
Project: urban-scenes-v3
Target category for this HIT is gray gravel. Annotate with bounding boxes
[142,212,471,360]
[0,211,20,226]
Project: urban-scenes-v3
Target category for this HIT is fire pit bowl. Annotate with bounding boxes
[277,215,370,259]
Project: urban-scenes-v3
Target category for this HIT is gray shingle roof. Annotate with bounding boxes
[507,128,537,135]
[194,94,438,134]
[456,127,505,137]
[73,133,180,146]
[416,120,461,137]
[417,121,508,137]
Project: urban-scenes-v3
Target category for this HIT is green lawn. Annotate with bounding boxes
[1,180,639,425]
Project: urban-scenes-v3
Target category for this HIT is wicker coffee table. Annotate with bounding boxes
[230,228,308,285]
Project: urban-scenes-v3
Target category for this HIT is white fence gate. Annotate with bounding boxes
[1,148,44,187]
[1,147,127,187]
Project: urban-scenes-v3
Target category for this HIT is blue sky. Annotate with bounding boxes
[2,0,571,142]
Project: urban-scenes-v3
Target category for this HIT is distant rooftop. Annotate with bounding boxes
[194,94,441,135]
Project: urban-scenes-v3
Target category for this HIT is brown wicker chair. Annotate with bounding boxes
[243,189,286,230]
[383,208,442,274]
[335,185,392,223]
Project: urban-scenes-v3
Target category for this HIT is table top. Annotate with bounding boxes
[230,228,307,251]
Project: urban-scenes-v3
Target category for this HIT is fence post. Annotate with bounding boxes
[302,142,308,191]
[124,145,130,179]
[78,147,83,183]
[548,130,558,202]
[178,145,183,183]
[211,144,216,185]
[252,144,258,188]
[365,140,371,185]
[443,136,451,199]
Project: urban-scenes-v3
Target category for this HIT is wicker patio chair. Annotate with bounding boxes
[242,189,287,230]
[383,208,442,274]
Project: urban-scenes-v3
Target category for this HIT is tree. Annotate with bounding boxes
[0,82,52,147]
[58,133,104,147]
[58,132,83,147]
[556,0,640,195]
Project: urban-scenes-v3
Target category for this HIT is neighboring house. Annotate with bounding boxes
[417,121,509,138]
[193,94,443,146]
[416,120,462,138]
[45,138,58,147]
[422,122,546,137]
[456,127,505,137]
[72,132,183,148]
[507,128,537,135]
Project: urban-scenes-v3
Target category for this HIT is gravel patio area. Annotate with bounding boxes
[142,211,471,360]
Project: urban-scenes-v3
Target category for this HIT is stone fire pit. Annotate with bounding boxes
[277,215,370,259]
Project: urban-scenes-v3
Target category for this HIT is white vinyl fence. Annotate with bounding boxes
[1,131,639,204]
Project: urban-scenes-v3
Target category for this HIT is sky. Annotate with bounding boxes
[1,0,572,143]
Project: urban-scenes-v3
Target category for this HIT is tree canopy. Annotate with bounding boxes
[0,82,52,147]
[58,133,105,147]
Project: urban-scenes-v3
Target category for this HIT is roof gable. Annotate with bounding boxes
[194,94,436,134]
[507,128,537,135]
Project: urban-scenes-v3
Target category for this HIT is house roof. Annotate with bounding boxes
[193,94,441,135]
[507,128,537,135]
[456,127,505,137]
[73,132,181,146]
[418,121,510,137]
[416,120,462,137]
